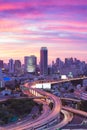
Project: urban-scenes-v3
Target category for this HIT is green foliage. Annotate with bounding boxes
[79,100,87,112]
[49,102,53,110]
[0,87,5,92]
[0,98,39,125]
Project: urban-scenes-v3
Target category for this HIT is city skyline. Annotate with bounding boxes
[0,0,87,63]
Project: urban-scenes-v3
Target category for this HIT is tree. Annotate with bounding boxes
[79,100,87,112]
[49,102,53,110]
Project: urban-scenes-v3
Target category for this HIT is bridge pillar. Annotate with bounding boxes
[57,113,60,123]
[34,90,36,95]
[75,103,78,109]
[29,89,31,93]
[46,123,49,128]
[31,89,34,95]
[36,92,38,96]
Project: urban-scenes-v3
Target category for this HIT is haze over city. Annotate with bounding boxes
[0,0,87,63]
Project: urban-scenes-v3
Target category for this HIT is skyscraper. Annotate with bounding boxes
[0,60,4,69]
[0,68,2,80]
[24,55,37,73]
[40,47,48,75]
[8,59,14,73]
[14,60,21,73]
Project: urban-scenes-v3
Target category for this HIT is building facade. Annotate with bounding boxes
[14,60,21,73]
[40,47,48,75]
[0,60,4,69]
[24,55,37,73]
[8,59,14,73]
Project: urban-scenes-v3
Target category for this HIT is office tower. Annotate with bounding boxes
[9,59,14,73]
[14,60,21,72]
[0,60,4,68]
[40,47,48,75]
[65,58,73,66]
[24,55,37,73]
[0,68,4,88]
[56,58,63,69]
[0,68,2,80]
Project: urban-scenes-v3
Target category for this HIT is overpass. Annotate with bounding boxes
[28,76,87,90]
[60,97,81,102]
[20,85,62,130]
[62,106,87,117]
[21,77,87,130]
[1,77,87,130]
[47,110,73,130]
[51,77,85,85]
[34,76,87,84]
[1,85,62,130]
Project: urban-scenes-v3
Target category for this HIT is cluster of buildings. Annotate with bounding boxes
[0,47,48,76]
[0,47,87,88]
[24,47,48,76]
[0,47,87,101]
[0,47,48,88]
[52,57,87,78]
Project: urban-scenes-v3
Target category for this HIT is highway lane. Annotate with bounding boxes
[60,97,81,102]
[35,76,87,85]
[20,91,61,130]
[63,114,87,129]
[48,110,73,130]
[0,97,10,102]
[18,85,61,130]
[62,106,87,117]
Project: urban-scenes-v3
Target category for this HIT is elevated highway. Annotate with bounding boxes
[34,76,87,85]
[62,106,87,117]
[60,97,81,102]
[22,87,62,130]
[1,77,87,130]
[48,110,73,130]
[3,83,62,130]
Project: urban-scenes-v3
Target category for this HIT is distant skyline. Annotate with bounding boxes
[0,0,87,63]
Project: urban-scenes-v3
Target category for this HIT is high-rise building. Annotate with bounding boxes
[0,68,4,88]
[24,55,37,73]
[0,68,2,80]
[56,58,63,69]
[65,58,73,66]
[40,47,48,75]
[14,60,21,73]
[0,60,4,69]
[8,59,14,73]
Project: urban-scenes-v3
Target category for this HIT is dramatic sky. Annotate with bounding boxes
[0,0,87,64]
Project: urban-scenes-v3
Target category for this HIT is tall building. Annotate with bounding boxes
[40,47,48,75]
[65,58,73,66]
[8,59,14,73]
[56,58,63,69]
[24,55,37,73]
[14,60,21,73]
[0,68,2,80]
[0,60,4,69]
[0,68,4,88]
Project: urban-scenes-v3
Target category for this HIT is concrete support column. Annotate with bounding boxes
[57,113,60,123]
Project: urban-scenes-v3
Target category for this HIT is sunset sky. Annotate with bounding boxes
[0,0,87,64]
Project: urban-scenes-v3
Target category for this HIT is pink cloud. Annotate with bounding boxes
[41,0,87,6]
